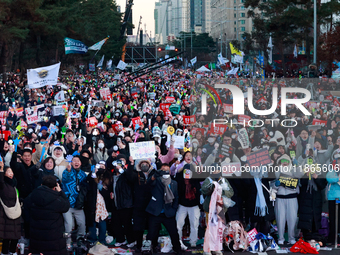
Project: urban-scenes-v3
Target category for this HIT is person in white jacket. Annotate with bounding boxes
[50,143,68,181]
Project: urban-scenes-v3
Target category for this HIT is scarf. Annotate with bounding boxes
[161,177,174,204]
[4,176,17,187]
[184,179,196,200]
[254,177,268,217]
[52,155,65,166]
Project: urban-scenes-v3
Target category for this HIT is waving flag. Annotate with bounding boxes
[294,45,297,58]
[88,36,109,51]
[97,55,104,67]
[229,42,242,56]
[267,36,273,64]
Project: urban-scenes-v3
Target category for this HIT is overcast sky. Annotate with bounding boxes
[116,0,157,38]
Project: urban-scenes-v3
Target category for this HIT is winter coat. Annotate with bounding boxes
[0,172,21,240]
[326,169,340,200]
[146,177,179,218]
[113,170,134,210]
[298,177,327,231]
[175,166,202,207]
[62,168,87,208]
[296,136,314,159]
[83,175,111,228]
[32,166,56,189]
[159,145,175,164]
[52,157,68,181]
[24,186,70,255]
[10,152,36,200]
[93,148,109,163]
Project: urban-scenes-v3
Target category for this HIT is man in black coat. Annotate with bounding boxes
[146,163,181,254]
[24,175,70,255]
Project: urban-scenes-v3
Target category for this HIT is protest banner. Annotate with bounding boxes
[246,149,271,168]
[312,119,327,126]
[15,107,24,117]
[53,106,65,116]
[129,141,156,160]
[183,115,196,125]
[278,175,299,190]
[166,135,184,149]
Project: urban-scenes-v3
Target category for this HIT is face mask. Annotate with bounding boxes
[109,133,114,137]
[141,165,149,172]
[98,143,104,149]
[118,168,124,174]
[208,138,215,143]
[174,119,178,125]
[162,174,170,179]
[231,134,236,139]
[47,103,52,107]
[80,157,90,166]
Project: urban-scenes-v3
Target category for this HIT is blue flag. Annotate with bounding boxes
[64,37,88,54]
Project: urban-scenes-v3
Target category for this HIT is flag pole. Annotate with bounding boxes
[90,49,101,64]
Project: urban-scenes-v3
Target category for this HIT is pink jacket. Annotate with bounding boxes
[203,181,226,252]
[159,145,175,164]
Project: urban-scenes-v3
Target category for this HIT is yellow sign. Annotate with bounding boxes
[167,126,175,135]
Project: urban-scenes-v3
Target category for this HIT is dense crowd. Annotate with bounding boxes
[0,67,340,255]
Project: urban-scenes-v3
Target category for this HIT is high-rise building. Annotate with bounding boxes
[154,0,170,44]
[210,0,254,46]
[190,0,203,32]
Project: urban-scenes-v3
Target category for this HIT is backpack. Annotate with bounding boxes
[224,220,249,251]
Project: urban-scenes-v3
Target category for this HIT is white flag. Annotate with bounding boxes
[117,60,127,70]
[88,37,109,51]
[190,56,197,66]
[97,55,104,67]
[106,59,112,69]
[27,62,60,89]
[227,67,239,75]
[218,53,226,65]
[54,91,65,102]
[267,36,273,64]
[294,45,297,58]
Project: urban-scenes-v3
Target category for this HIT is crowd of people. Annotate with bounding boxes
[0,67,340,255]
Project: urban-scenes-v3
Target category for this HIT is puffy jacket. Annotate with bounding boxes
[326,169,340,200]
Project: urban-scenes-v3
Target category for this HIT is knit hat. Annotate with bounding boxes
[50,142,66,155]
[277,154,292,165]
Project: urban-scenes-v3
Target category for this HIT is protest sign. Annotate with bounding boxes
[169,104,180,114]
[222,103,233,113]
[247,228,258,244]
[278,175,298,190]
[0,111,7,125]
[182,99,189,106]
[129,141,156,160]
[238,128,250,149]
[238,115,251,124]
[15,107,24,117]
[209,123,228,135]
[100,88,112,101]
[219,144,235,159]
[191,128,205,137]
[25,104,45,124]
[166,96,175,103]
[160,103,171,112]
[53,106,65,116]
[246,149,271,167]
[148,92,156,99]
[132,117,143,128]
[183,115,196,125]
[87,117,98,127]
[92,100,105,107]
[166,135,184,149]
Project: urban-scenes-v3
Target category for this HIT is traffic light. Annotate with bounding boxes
[158,48,162,51]
[175,48,178,52]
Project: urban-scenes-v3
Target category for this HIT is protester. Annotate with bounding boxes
[0,163,21,255]
[24,175,70,255]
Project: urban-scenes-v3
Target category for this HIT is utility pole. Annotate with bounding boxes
[313,0,317,64]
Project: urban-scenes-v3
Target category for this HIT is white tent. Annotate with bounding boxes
[196,66,210,72]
